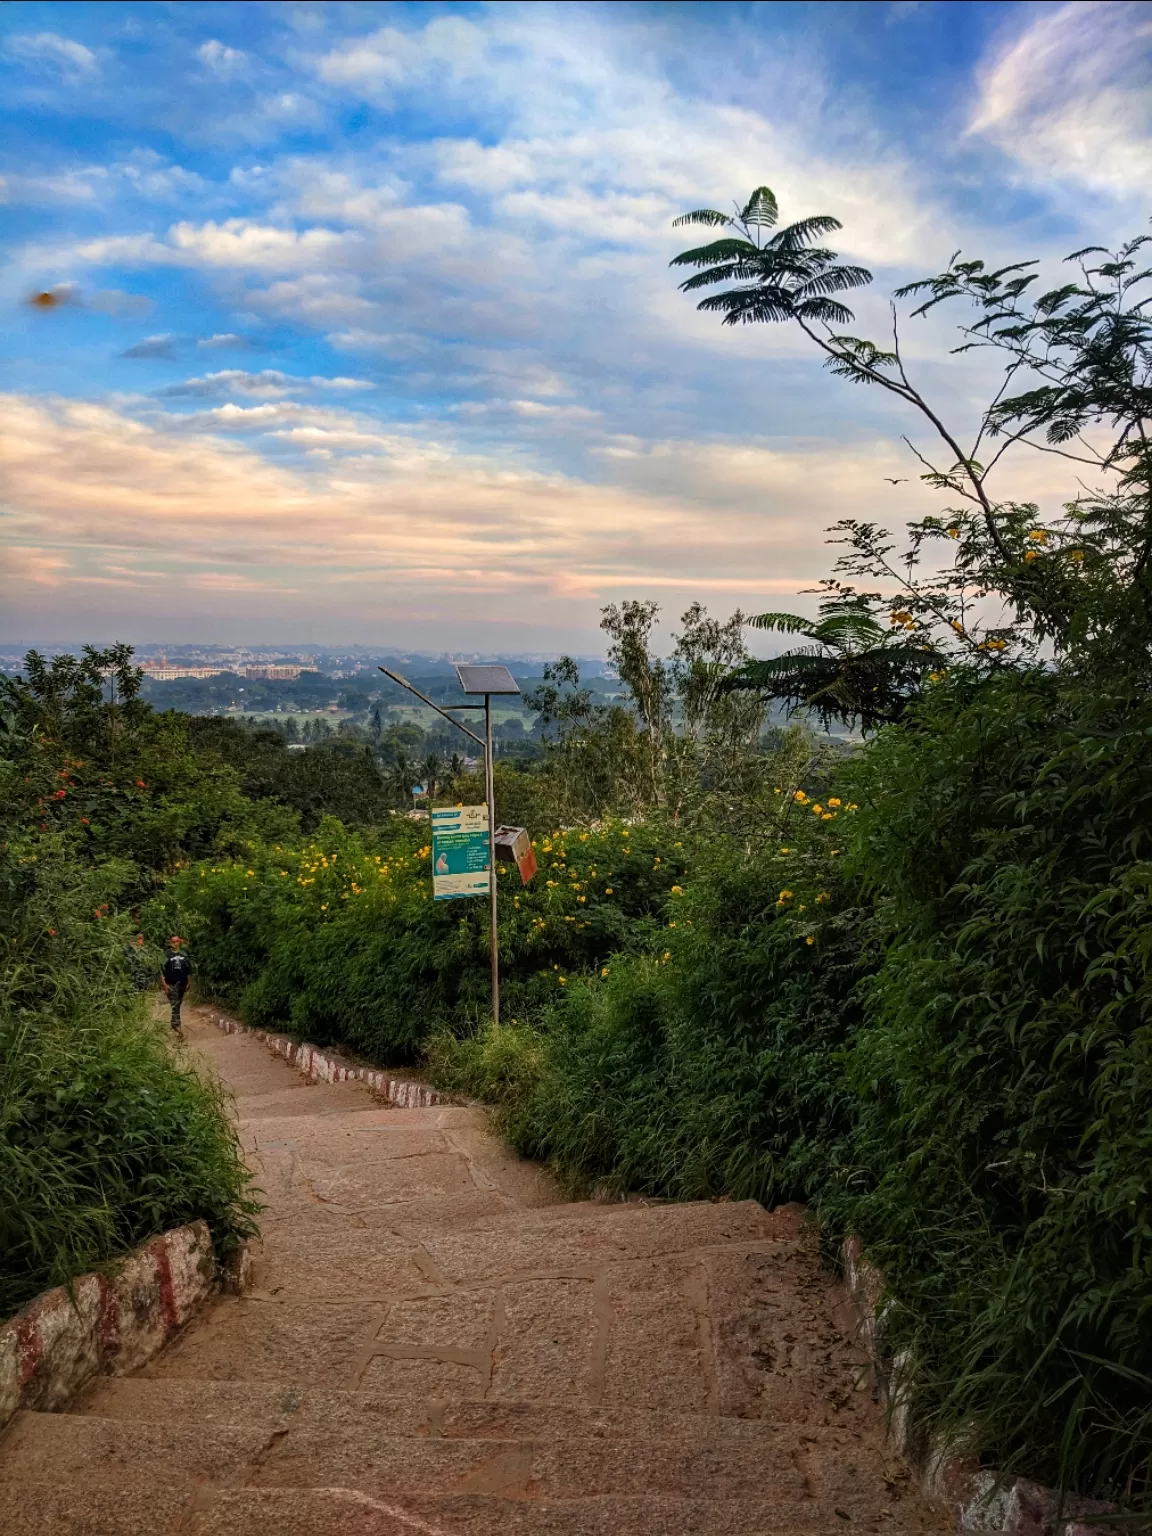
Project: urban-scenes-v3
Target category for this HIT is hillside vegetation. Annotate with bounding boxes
[4,204,1152,1510]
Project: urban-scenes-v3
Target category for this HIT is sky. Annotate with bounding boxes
[1,0,1150,652]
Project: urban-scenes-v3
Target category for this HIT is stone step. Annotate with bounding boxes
[0,1409,272,1487]
[250,1197,793,1289]
[0,1481,191,1536]
[0,1480,935,1536]
[0,1408,901,1513]
[79,1380,801,1443]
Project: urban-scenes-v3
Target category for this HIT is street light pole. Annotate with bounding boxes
[378,663,516,1028]
[484,692,498,1025]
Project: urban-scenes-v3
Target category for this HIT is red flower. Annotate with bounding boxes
[135,779,147,788]
[81,818,90,826]
[47,928,56,937]
[54,789,67,799]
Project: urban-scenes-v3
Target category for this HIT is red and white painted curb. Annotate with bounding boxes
[206,1010,444,1108]
[0,1223,217,1433]
[842,1237,1114,1535]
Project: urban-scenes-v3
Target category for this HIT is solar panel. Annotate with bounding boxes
[455,664,520,695]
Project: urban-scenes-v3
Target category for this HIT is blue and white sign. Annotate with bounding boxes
[431,805,490,901]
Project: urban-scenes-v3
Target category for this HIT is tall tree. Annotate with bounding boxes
[672,189,1152,703]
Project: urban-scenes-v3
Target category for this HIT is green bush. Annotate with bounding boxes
[832,670,1152,1495]
[434,795,863,1206]
[159,816,690,1062]
[0,836,257,1318]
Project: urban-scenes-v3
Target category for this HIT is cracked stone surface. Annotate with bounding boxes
[0,1002,950,1535]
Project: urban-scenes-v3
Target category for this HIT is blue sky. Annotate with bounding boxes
[2,0,1149,650]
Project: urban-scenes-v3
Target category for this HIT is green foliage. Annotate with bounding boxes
[731,591,941,731]
[159,817,689,1063]
[469,820,863,1207]
[670,190,871,327]
[0,836,256,1317]
[186,715,391,830]
[430,784,861,1199]
[828,671,1152,1496]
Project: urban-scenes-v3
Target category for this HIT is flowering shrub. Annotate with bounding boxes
[158,816,689,1061]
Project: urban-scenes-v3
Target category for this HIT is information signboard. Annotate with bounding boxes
[431,805,490,901]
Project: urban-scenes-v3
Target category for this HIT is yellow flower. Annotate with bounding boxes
[1024,550,1039,562]
[1027,528,1048,543]
[546,879,557,888]
[889,610,913,626]
[671,884,683,894]
[947,526,960,539]
[822,813,834,821]
[811,803,823,815]
[558,976,567,985]
[662,950,671,962]
[1069,549,1085,562]
[578,895,586,903]
[816,892,831,904]
[828,798,841,808]
[794,790,809,804]
[604,887,613,895]
[601,966,609,977]
[805,935,815,946]
[320,903,328,911]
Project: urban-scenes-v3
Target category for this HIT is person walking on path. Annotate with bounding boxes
[161,936,192,1032]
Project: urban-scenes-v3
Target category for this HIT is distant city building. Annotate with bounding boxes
[142,665,231,680]
[243,665,303,680]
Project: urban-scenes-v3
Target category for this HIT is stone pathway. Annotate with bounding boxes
[0,1004,948,1535]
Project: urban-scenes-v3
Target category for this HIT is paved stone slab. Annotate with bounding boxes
[186,1488,940,1536]
[0,1409,270,1485]
[380,1289,496,1351]
[707,1246,875,1427]
[415,1202,784,1284]
[358,1355,487,1397]
[601,1257,712,1414]
[77,1377,306,1425]
[260,1189,517,1233]
[145,1296,383,1387]
[304,1152,477,1209]
[237,1084,379,1119]
[0,1481,191,1535]
[490,1278,597,1401]
[257,1125,457,1166]
[251,1227,433,1299]
[255,1424,818,1501]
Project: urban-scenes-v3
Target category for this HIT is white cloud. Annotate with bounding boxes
[0,546,69,586]
[6,32,98,77]
[969,2,1152,196]
[155,370,373,400]
[3,151,204,207]
[198,39,246,76]
[315,16,487,98]
[123,334,176,360]
[157,369,299,400]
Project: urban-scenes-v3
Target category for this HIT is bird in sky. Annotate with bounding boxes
[884,477,908,484]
